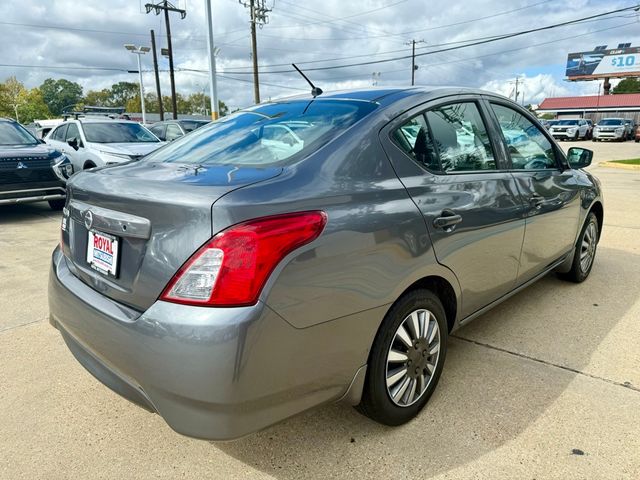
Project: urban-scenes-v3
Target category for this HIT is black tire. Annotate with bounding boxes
[83,161,96,170]
[356,289,448,426]
[48,199,65,211]
[558,212,599,283]
[574,131,579,141]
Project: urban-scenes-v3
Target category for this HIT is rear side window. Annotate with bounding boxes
[491,104,557,170]
[165,123,183,141]
[392,115,440,171]
[149,124,166,140]
[426,102,496,172]
[144,99,378,166]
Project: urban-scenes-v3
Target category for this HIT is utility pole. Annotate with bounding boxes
[405,39,425,86]
[239,0,272,104]
[145,1,186,119]
[204,0,220,119]
[150,29,164,121]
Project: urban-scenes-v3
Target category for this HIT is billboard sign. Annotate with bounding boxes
[566,46,640,79]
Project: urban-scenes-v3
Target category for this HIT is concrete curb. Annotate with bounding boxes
[598,161,640,171]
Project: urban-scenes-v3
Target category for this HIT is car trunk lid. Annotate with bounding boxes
[62,161,282,312]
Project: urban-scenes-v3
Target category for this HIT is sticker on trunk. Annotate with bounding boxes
[86,230,119,277]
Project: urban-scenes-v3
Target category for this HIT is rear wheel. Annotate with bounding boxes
[356,290,448,426]
[558,212,599,283]
[48,199,65,211]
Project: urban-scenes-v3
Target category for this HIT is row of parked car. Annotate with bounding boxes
[542,117,639,142]
[0,116,209,210]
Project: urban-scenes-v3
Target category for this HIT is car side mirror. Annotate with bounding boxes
[67,137,79,151]
[568,147,593,169]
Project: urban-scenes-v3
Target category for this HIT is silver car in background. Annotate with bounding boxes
[45,118,164,171]
[49,87,603,440]
[592,118,627,142]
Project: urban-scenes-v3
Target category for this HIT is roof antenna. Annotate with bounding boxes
[292,63,323,98]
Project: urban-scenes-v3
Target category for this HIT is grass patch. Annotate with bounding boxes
[610,159,640,165]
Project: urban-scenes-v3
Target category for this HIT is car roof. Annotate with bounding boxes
[69,118,140,124]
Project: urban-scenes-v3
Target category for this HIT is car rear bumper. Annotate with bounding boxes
[48,246,369,440]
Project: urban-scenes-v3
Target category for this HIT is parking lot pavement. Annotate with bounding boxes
[1,146,639,479]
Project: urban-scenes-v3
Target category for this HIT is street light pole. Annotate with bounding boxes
[136,54,147,125]
[125,44,151,125]
[204,0,220,119]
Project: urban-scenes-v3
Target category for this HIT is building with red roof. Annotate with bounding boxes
[537,93,640,122]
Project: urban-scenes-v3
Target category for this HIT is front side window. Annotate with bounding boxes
[51,124,68,142]
[144,99,377,166]
[425,102,496,172]
[65,123,80,142]
[149,124,166,140]
[491,104,557,170]
[0,122,38,145]
[83,122,159,143]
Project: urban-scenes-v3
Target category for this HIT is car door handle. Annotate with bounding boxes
[529,194,544,209]
[433,210,462,229]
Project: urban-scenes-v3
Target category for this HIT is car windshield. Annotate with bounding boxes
[556,120,579,125]
[180,121,209,132]
[0,122,38,146]
[598,119,623,126]
[83,122,159,143]
[144,99,378,166]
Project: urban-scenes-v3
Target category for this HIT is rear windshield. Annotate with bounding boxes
[83,123,159,143]
[556,120,579,125]
[598,119,623,126]
[144,99,378,166]
[0,122,38,146]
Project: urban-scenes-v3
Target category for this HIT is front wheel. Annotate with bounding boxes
[356,290,448,426]
[558,212,599,283]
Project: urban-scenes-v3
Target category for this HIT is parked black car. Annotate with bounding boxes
[148,119,210,141]
[0,118,73,210]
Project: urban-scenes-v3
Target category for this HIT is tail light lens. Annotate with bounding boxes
[160,211,327,307]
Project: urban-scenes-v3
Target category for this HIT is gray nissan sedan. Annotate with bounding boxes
[49,87,603,440]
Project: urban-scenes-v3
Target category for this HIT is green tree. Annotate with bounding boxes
[83,88,113,107]
[110,82,139,107]
[39,78,83,115]
[16,88,51,123]
[0,76,26,119]
[612,78,640,94]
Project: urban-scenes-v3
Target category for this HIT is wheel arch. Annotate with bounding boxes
[589,201,604,241]
[394,275,458,333]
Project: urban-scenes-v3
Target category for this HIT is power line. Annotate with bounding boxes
[219,4,640,74]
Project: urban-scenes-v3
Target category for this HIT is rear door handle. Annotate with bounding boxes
[529,194,544,209]
[433,210,462,229]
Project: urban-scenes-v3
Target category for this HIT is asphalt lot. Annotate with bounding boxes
[1,141,639,479]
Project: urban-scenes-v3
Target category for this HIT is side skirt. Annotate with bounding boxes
[456,253,570,329]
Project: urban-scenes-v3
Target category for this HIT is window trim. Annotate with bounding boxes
[388,97,508,176]
[485,99,567,172]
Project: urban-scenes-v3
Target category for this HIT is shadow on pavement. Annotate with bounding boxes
[216,246,639,478]
[0,203,61,224]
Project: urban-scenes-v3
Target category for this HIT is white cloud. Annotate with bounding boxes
[1,0,639,110]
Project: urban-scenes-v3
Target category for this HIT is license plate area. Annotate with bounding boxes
[86,230,120,277]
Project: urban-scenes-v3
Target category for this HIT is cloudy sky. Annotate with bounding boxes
[1,0,639,110]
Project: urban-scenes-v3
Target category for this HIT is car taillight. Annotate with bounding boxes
[160,211,327,307]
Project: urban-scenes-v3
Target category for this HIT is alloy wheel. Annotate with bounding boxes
[385,309,440,407]
[580,221,597,273]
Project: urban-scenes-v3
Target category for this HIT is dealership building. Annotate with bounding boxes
[537,93,640,122]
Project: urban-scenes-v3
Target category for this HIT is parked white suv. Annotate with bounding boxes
[592,118,627,142]
[45,119,164,171]
[548,119,590,141]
